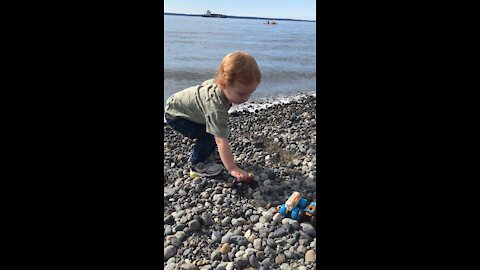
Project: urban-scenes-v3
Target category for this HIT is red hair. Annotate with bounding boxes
[215,51,261,87]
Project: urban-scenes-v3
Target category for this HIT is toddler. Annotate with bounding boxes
[165,51,261,181]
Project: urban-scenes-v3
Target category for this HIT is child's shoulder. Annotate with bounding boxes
[201,78,215,86]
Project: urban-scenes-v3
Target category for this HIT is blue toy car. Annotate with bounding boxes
[279,192,316,224]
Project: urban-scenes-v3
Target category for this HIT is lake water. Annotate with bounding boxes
[164,15,316,107]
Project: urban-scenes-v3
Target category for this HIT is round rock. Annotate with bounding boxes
[164,245,176,260]
[221,243,231,254]
[249,254,261,268]
[275,254,286,264]
[305,249,316,262]
[188,219,201,231]
[253,238,262,250]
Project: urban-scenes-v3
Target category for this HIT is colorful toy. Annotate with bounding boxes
[300,201,316,225]
[279,192,316,224]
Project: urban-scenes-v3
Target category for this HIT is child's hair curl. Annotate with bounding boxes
[215,51,261,87]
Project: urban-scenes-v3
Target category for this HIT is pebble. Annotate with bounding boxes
[230,235,248,246]
[221,217,232,226]
[249,215,260,223]
[261,258,273,267]
[170,237,181,248]
[164,245,176,260]
[165,225,173,235]
[164,214,174,224]
[202,212,213,226]
[212,231,222,243]
[256,251,265,261]
[221,232,233,244]
[249,255,261,268]
[300,223,316,237]
[266,238,276,248]
[273,227,288,238]
[253,238,262,250]
[233,227,242,236]
[188,219,201,231]
[234,258,249,269]
[244,248,257,257]
[275,254,286,264]
[262,211,273,220]
[305,250,316,262]
[231,218,241,226]
[211,249,222,261]
[281,218,293,225]
[297,245,307,254]
[235,250,245,258]
[221,243,231,254]
[180,262,199,270]
[165,263,176,270]
[272,212,283,223]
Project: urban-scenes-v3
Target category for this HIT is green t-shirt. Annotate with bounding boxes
[165,79,231,138]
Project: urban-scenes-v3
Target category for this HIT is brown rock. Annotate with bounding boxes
[180,262,199,270]
[221,243,231,254]
[248,234,257,243]
[196,260,209,266]
[275,254,286,264]
[305,250,316,263]
[268,206,278,214]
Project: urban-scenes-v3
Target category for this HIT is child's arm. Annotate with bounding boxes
[215,136,250,181]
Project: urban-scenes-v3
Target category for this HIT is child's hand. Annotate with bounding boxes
[230,167,250,181]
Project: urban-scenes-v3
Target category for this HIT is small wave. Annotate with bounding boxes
[163,91,316,123]
[229,91,316,113]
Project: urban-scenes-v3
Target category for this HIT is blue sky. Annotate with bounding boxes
[164,0,316,21]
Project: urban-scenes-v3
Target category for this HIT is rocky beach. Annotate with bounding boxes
[164,94,317,270]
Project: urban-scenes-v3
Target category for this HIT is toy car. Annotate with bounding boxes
[279,192,308,220]
[279,192,316,224]
[299,201,316,225]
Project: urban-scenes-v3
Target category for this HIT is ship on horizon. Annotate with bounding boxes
[202,10,227,18]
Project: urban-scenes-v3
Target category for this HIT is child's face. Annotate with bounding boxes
[223,80,258,104]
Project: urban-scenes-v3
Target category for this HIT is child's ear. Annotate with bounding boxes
[217,80,225,89]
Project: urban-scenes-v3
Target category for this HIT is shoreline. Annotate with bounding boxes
[164,91,316,123]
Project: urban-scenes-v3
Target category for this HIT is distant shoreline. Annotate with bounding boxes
[164,12,315,23]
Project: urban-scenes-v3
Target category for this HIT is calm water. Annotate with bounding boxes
[164,15,316,106]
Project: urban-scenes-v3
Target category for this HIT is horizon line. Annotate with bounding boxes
[164,12,315,22]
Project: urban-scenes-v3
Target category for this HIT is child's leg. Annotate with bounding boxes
[190,132,216,165]
[165,115,216,165]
